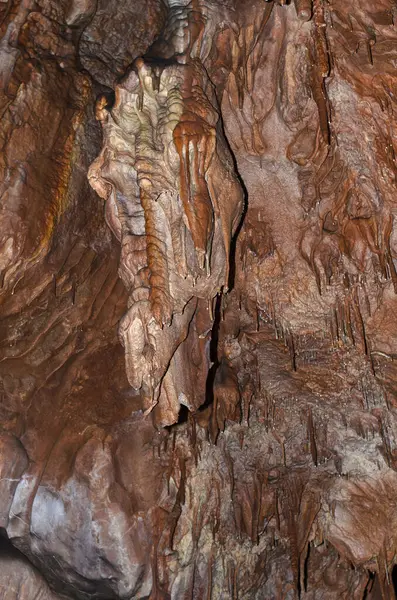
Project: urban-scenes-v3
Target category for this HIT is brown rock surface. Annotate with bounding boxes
[1,0,397,598]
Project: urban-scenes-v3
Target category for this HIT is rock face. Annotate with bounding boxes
[1,0,397,598]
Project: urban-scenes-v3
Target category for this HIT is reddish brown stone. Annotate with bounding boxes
[1,0,397,598]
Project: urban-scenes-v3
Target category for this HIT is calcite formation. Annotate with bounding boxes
[89,56,243,424]
[1,0,397,599]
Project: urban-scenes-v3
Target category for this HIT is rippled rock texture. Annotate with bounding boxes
[1,0,397,598]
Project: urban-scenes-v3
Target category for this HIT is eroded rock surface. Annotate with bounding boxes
[1,0,397,599]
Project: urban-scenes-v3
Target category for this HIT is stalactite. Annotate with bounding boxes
[212,480,221,541]
[285,499,301,597]
[243,385,252,426]
[192,499,204,553]
[206,550,214,600]
[251,474,262,545]
[286,329,297,371]
[310,0,331,144]
[239,428,245,450]
[169,457,187,552]
[313,0,330,78]
[273,430,286,467]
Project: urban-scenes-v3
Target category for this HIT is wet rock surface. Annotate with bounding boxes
[1,0,397,598]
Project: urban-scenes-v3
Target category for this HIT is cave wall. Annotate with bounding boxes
[1,0,397,598]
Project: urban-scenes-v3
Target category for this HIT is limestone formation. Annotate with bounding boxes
[1,0,397,599]
[89,54,243,424]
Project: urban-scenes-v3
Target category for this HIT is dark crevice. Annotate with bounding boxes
[228,172,248,292]
[176,404,189,424]
[392,565,397,596]
[217,115,249,292]
[95,88,116,111]
[195,293,222,413]
[303,542,310,593]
